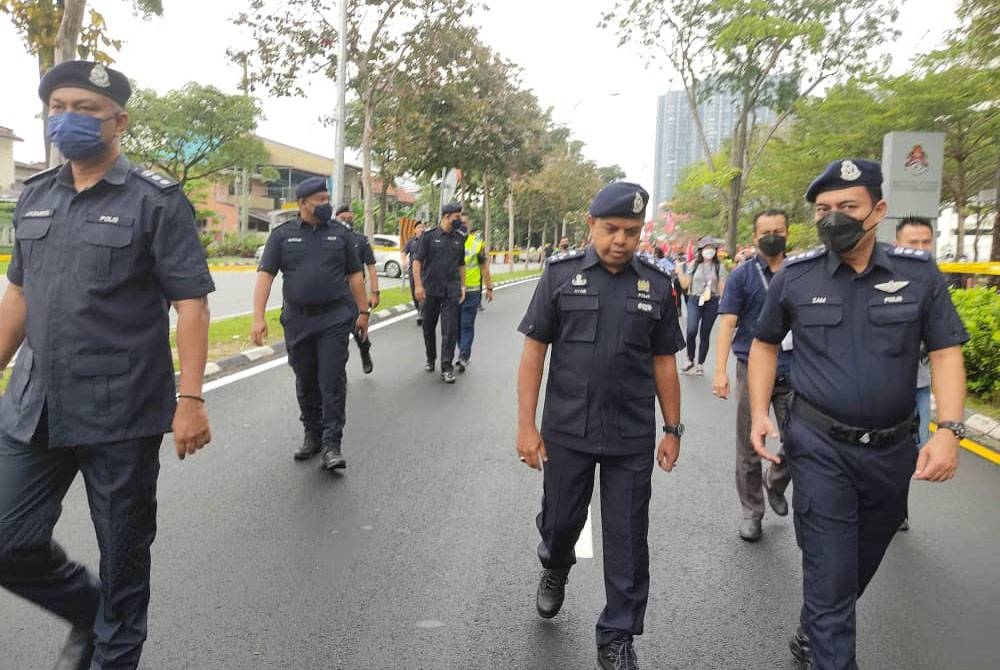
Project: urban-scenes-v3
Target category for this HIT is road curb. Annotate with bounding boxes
[198,274,541,382]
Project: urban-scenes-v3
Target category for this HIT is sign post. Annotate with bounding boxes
[879,132,946,249]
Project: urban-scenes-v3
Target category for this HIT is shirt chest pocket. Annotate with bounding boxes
[319,237,346,270]
[624,297,661,349]
[281,240,307,268]
[80,217,135,282]
[868,298,920,357]
[16,216,52,274]
[794,299,843,355]
[559,294,599,343]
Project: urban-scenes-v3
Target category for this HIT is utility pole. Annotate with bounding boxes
[332,0,348,207]
[507,186,515,274]
[238,53,251,236]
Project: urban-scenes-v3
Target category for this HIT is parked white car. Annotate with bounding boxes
[371,234,403,278]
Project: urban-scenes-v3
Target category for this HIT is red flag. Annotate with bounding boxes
[685,240,694,263]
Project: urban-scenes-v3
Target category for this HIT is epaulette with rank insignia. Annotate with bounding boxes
[784,245,828,267]
[638,255,669,275]
[133,168,179,192]
[888,246,930,262]
[549,250,583,264]
[23,164,61,185]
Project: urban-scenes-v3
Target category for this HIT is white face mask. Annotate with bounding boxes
[702,248,716,260]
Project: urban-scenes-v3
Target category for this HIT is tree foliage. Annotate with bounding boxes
[122,83,269,188]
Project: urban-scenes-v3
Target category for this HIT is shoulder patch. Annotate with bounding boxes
[638,255,669,275]
[132,168,179,192]
[549,250,583,264]
[785,245,828,267]
[888,246,931,262]
[23,165,61,185]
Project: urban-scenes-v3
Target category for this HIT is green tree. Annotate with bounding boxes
[602,0,901,253]
[122,82,270,234]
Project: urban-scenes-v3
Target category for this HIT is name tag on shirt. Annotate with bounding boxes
[23,209,53,218]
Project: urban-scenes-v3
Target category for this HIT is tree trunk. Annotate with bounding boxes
[483,176,491,250]
[47,0,88,168]
[378,178,390,234]
[507,188,515,274]
[954,162,967,259]
[992,153,1000,264]
[361,91,376,240]
[726,112,751,254]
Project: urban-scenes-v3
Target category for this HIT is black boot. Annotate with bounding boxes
[597,635,639,670]
[52,625,94,670]
[536,567,569,618]
[294,432,321,460]
[790,624,812,669]
[321,443,346,471]
[359,338,374,374]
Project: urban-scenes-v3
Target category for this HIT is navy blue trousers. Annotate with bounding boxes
[458,289,482,360]
[785,410,915,670]
[536,442,653,645]
[421,294,459,371]
[0,412,161,670]
[283,307,353,446]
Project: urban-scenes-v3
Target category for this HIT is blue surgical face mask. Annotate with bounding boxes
[313,203,333,222]
[47,112,114,160]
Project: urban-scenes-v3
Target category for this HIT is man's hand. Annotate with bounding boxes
[251,316,268,346]
[712,369,730,399]
[367,293,380,309]
[415,285,426,302]
[460,287,466,304]
[356,313,370,341]
[173,397,211,460]
[749,413,782,464]
[516,424,548,470]
[485,287,494,303]
[656,434,680,472]
[914,429,960,481]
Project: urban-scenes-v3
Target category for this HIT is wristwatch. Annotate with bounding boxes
[937,421,966,440]
[662,423,685,438]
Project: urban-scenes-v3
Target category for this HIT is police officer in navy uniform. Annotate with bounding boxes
[252,178,369,470]
[334,205,379,374]
[0,61,215,670]
[516,182,685,670]
[402,221,425,324]
[412,203,466,383]
[748,159,969,670]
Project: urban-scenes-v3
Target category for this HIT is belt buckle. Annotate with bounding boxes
[859,432,872,446]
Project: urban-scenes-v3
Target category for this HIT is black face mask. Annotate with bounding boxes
[313,203,333,222]
[757,233,787,258]
[817,209,874,254]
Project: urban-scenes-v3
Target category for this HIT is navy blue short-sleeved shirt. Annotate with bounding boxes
[754,243,968,429]
[2,155,215,447]
[718,254,793,378]
[518,247,685,455]
[338,223,376,267]
[258,217,361,306]
[413,226,465,298]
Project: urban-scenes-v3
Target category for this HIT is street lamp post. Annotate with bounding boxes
[331,0,348,205]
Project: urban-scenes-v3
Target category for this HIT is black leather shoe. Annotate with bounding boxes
[597,635,639,670]
[360,342,374,374]
[536,567,569,618]
[321,445,346,471]
[766,484,789,516]
[790,624,812,670]
[441,370,456,384]
[52,625,94,670]
[294,433,322,460]
[424,360,435,372]
[739,518,762,542]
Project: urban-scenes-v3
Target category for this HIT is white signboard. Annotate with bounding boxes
[881,131,946,219]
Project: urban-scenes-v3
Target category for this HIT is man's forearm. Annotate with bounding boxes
[748,340,779,417]
[366,264,379,294]
[252,272,274,318]
[481,261,493,287]
[517,338,547,428]
[175,297,210,396]
[412,260,423,290]
[0,285,27,369]
[654,354,681,425]
[929,346,966,422]
[348,273,367,312]
[714,315,737,373]
[459,266,466,288]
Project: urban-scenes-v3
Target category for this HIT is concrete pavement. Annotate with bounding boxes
[1,280,998,669]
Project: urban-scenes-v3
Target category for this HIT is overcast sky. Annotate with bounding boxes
[1,0,961,192]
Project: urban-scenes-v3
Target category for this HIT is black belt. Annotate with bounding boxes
[284,300,340,317]
[791,394,914,447]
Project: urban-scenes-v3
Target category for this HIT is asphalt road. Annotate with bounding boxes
[2,280,998,669]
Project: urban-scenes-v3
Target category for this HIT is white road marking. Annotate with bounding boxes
[575,506,594,559]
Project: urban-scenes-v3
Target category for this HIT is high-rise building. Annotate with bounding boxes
[652,89,777,214]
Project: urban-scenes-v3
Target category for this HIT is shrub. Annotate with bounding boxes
[210,232,265,258]
[949,287,1000,403]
